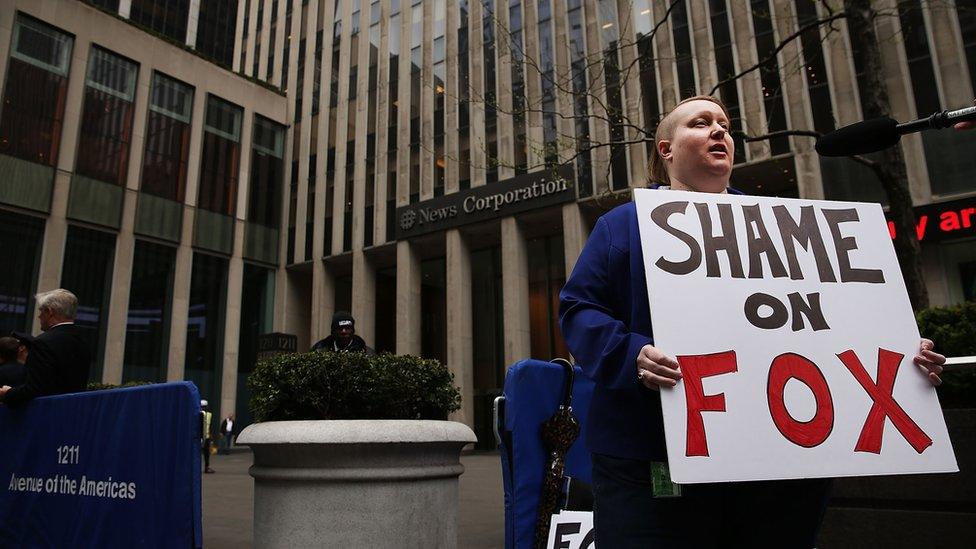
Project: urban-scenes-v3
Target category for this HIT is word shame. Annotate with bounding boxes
[650,201,885,284]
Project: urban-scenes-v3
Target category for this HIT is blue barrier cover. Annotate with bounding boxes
[0,382,202,548]
[500,359,594,549]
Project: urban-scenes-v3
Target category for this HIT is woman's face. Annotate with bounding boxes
[658,100,734,192]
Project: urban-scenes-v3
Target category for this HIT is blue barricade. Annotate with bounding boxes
[0,382,203,548]
[497,359,595,549]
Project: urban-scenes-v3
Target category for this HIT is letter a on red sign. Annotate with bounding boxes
[837,349,933,454]
[678,351,737,457]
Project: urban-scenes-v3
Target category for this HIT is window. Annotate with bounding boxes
[248,116,285,227]
[123,240,176,383]
[528,235,568,360]
[75,47,138,185]
[235,264,275,426]
[0,16,73,165]
[0,211,45,333]
[60,225,116,382]
[185,252,228,419]
[197,96,243,215]
[196,0,238,67]
[142,73,193,201]
[129,0,190,43]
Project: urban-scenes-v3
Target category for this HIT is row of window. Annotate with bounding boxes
[0,14,286,226]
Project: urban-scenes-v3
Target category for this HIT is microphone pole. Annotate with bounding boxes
[816,105,976,157]
[896,105,976,134]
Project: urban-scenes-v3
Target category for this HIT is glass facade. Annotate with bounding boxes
[421,257,446,364]
[196,0,239,68]
[123,240,175,383]
[235,263,275,428]
[527,234,567,360]
[374,267,396,353]
[0,16,73,166]
[76,47,138,186]
[248,116,286,227]
[142,72,193,201]
[750,0,789,155]
[61,225,116,382]
[185,252,228,419]
[0,212,45,334]
[709,0,746,164]
[198,95,243,215]
[129,0,190,43]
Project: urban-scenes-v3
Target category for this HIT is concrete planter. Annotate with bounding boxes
[237,420,477,549]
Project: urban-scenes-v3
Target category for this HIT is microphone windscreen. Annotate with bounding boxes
[815,117,900,157]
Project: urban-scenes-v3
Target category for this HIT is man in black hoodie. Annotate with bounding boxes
[311,311,375,354]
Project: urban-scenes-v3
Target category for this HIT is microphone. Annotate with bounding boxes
[815,105,976,157]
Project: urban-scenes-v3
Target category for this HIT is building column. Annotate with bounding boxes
[446,229,473,428]
[561,203,588,278]
[33,34,91,333]
[186,0,201,48]
[218,109,253,421]
[352,251,377,346]
[309,261,335,347]
[220,221,245,420]
[102,60,153,384]
[396,240,422,355]
[167,213,194,382]
[167,69,209,381]
[502,216,530,366]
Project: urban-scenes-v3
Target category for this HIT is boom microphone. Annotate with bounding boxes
[815,105,976,157]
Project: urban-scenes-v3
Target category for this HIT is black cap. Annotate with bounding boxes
[331,311,355,333]
[10,331,34,347]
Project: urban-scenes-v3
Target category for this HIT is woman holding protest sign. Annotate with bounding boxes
[558,95,947,548]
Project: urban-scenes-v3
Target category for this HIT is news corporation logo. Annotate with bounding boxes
[400,209,417,231]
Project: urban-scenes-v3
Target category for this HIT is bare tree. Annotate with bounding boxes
[462,0,963,310]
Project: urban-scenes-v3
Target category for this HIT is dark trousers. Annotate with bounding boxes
[591,453,832,549]
[202,439,212,469]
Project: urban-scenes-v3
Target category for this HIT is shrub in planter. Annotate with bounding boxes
[917,301,976,409]
[247,351,462,421]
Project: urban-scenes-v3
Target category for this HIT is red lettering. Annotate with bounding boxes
[837,349,933,454]
[962,207,975,228]
[940,211,961,232]
[678,351,737,457]
[887,220,896,239]
[915,214,928,241]
[767,353,834,448]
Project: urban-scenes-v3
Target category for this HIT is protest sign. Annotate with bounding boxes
[546,511,594,549]
[634,189,958,483]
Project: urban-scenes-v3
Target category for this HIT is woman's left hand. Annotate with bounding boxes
[914,338,946,386]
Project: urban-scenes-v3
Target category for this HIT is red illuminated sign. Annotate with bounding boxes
[885,198,976,242]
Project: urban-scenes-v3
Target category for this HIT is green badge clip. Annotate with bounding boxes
[650,462,682,498]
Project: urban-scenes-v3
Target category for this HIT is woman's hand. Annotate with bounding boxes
[915,338,946,386]
[636,345,682,389]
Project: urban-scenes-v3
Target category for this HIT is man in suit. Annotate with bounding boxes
[0,289,92,407]
[0,336,27,387]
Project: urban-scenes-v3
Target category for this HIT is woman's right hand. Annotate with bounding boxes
[636,345,682,389]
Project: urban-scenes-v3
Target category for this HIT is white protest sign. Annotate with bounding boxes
[634,189,958,484]
[545,511,595,549]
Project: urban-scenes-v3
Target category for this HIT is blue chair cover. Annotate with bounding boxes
[498,359,595,549]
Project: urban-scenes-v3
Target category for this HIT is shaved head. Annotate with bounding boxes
[649,95,731,185]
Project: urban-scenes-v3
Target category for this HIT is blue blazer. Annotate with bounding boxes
[559,187,741,460]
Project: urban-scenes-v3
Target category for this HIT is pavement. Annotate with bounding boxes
[202,449,505,548]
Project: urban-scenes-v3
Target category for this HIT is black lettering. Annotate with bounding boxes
[743,204,788,279]
[651,201,702,275]
[553,522,582,549]
[698,202,744,278]
[773,205,837,283]
[744,293,789,329]
[821,208,885,283]
[788,292,830,331]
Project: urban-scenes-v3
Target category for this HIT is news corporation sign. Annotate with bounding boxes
[395,165,575,239]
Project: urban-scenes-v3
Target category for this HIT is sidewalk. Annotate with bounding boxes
[202,449,505,548]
